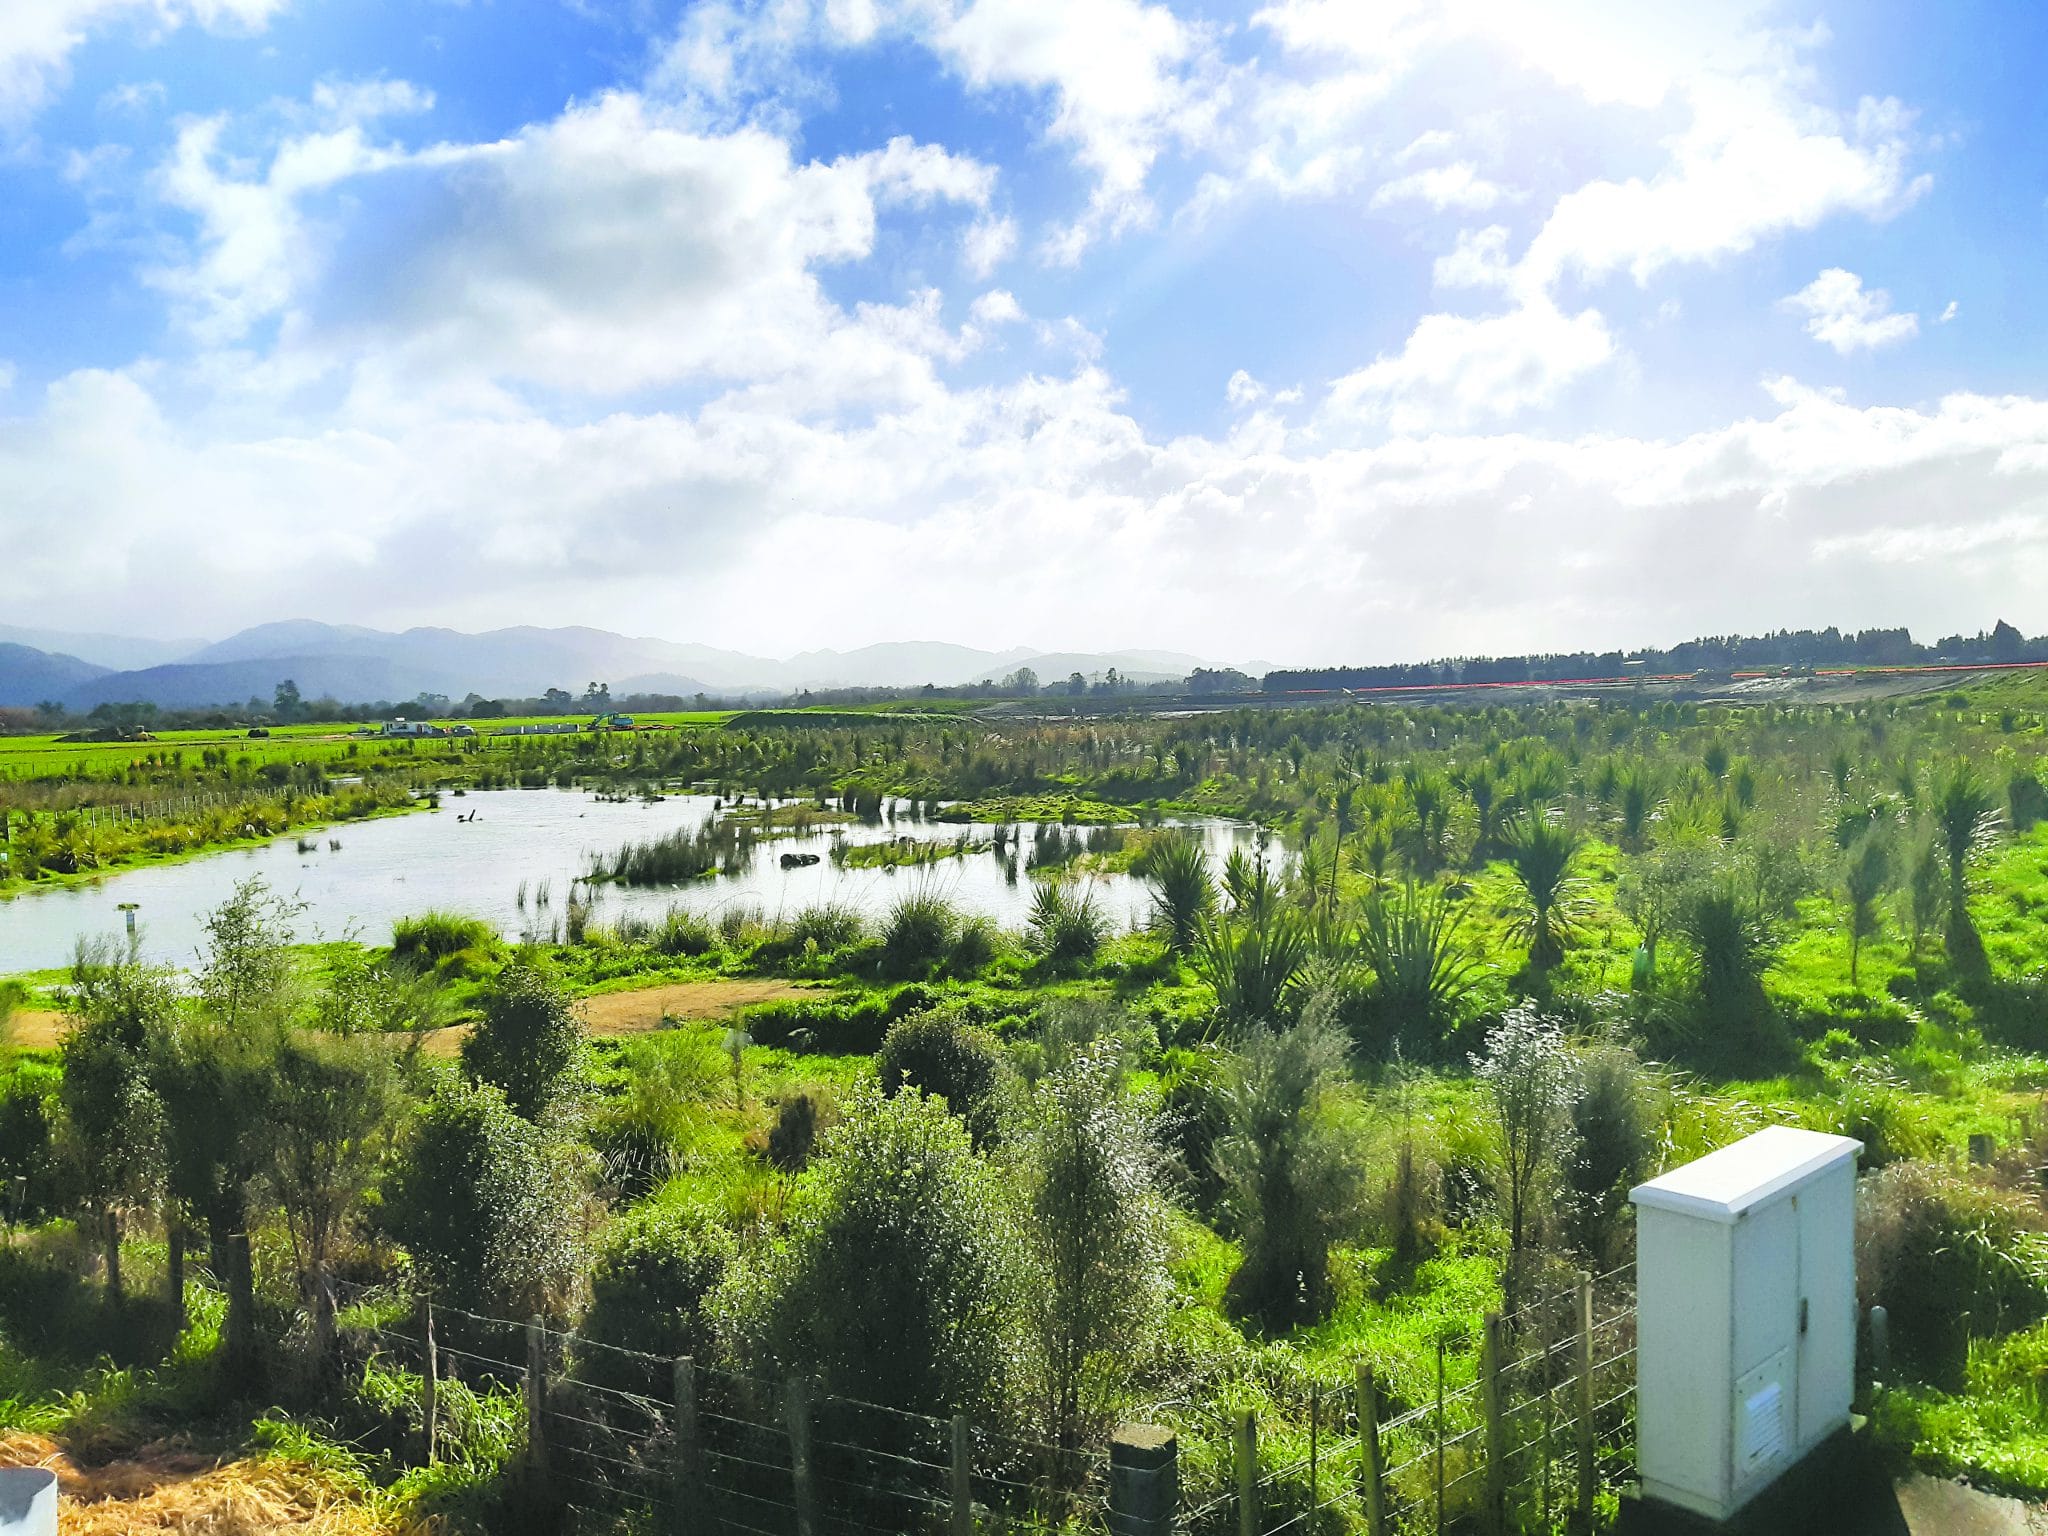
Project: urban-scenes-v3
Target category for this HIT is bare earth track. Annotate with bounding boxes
[8,978,812,1057]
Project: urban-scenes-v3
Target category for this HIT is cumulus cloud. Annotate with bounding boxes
[1781,268,1919,354]
[1323,297,1614,433]
[149,89,996,399]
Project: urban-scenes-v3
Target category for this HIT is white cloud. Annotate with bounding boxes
[1518,86,1927,292]
[1226,369,1264,407]
[1370,160,1506,213]
[1324,297,1614,433]
[968,289,1023,326]
[1781,268,1918,354]
[931,0,1218,262]
[149,89,996,399]
[1939,300,1958,324]
[0,0,286,126]
[12,361,2048,662]
[960,212,1016,276]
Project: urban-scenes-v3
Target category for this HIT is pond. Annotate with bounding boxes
[0,789,1263,974]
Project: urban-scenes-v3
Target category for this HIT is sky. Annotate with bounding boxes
[1,0,2046,667]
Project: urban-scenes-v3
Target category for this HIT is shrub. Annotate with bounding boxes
[382,1078,594,1321]
[1216,1015,1366,1328]
[1195,908,1310,1032]
[1158,1047,1231,1215]
[1354,882,1484,1054]
[1026,881,1108,969]
[787,904,865,953]
[712,1087,1029,1423]
[1141,834,1216,954]
[0,1059,61,1221]
[881,893,956,979]
[578,1210,736,1393]
[391,911,499,964]
[1858,1160,2048,1382]
[1022,1044,1168,1450]
[877,1010,1009,1148]
[763,1090,835,1171]
[1562,1040,1654,1262]
[460,961,583,1120]
[949,916,999,976]
[651,905,717,957]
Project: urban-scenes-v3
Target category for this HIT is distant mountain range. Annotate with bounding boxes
[0,620,1211,711]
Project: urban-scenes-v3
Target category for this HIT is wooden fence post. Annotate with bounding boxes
[787,1377,816,1536]
[951,1414,972,1536]
[1575,1273,1595,1533]
[1358,1362,1386,1536]
[1482,1311,1505,1536]
[1234,1409,1257,1536]
[525,1316,548,1489]
[673,1356,700,1535]
[418,1295,437,1466]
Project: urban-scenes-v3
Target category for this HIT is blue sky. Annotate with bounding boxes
[2,0,2045,665]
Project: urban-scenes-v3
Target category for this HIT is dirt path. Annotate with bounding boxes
[6,1009,65,1049]
[412,976,810,1057]
[13,979,811,1059]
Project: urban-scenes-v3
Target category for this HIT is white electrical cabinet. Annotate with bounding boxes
[1629,1126,1860,1523]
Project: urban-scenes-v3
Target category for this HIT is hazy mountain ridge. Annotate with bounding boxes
[0,643,110,708]
[0,622,1211,710]
[0,625,202,673]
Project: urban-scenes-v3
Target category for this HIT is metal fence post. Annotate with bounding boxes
[418,1295,437,1466]
[1234,1409,1258,1536]
[1434,1338,1446,1535]
[1576,1273,1595,1532]
[525,1316,548,1490]
[1482,1311,1505,1536]
[673,1356,700,1535]
[952,1414,972,1536]
[1358,1362,1386,1536]
[788,1377,816,1536]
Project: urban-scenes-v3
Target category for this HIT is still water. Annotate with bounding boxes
[0,789,1261,974]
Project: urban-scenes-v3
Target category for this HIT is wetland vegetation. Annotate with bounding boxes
[6,676,2048,1528]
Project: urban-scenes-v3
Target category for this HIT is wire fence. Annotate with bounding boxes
[336,1282,1107,1535]
[333,1266,1635,1536]
[1176,1264,1638,1536]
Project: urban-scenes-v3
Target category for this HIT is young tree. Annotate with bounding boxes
[1472,1004,1576,1254]
[59,942,174,1305]
[1905,827,1945,958]
[1930,760,2002,970]
[1022,1045,1168,1454]
[460,960,583,1120]
[1842,829,1894,986]
[263,1034,404,1363]
[714,1087,1028,1422]
[382,1078,593,1319]
[1214,1014,1365,1327]
[154,880,299,1382]
[1502,811,1586,970]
